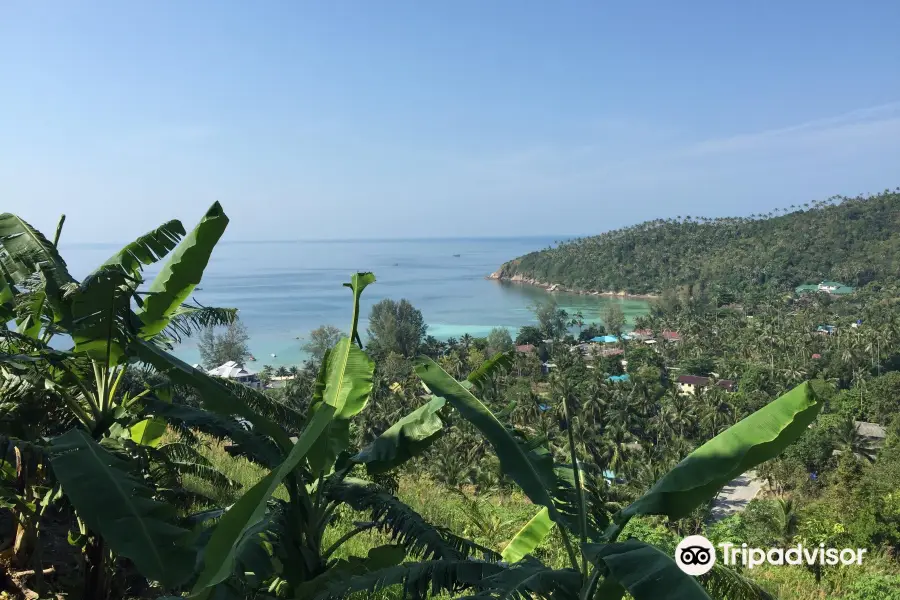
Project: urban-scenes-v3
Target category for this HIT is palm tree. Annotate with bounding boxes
[770,496,799,544]
[590,423,636,476]
[460,333,474,351]
[832,418,877,463]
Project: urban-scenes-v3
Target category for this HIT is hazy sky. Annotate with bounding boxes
[3,1,900,243]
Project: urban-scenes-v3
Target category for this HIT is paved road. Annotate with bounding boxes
[709,471,763,521]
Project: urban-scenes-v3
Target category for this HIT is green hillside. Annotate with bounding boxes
[492,189,900,297]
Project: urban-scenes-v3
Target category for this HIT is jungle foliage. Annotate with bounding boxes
[492,190,900,298]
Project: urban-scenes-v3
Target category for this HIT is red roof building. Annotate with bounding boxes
[516,344,536,353]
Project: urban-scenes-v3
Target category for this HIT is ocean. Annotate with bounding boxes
[59,237,651,367]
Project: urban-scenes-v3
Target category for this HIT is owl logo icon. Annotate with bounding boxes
[675,535,716,575]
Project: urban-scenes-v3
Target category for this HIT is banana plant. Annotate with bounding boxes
[122,273,499,598]
[0,205,239,597]
[144,272,498,599]
[308,359,822,600]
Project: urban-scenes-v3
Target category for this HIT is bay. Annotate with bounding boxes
[59,237,650,367]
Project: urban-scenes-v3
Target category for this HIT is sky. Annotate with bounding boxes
[3,1,900,243]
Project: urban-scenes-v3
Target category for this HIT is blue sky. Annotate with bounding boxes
[3,1,900,243]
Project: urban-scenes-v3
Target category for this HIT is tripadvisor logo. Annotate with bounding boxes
[675,535,868,576]
[675,535,717,575]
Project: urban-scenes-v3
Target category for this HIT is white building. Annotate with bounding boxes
[207,360,262,389]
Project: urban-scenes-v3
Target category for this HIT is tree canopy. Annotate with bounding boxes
[532,299,568,339]
[492,190,900,298]
[486,327,514,355]
[365,298,427,358]
[301,324,345,361]
[197,317,251,368]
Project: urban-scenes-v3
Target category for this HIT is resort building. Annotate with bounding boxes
[676,374,736,395]
[207,360,262,389]
[795,281,855,296]
[515,344,537,354]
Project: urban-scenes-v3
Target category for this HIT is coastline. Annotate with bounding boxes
[486,270,660,300]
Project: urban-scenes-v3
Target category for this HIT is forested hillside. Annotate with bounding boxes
[492,190,900,297]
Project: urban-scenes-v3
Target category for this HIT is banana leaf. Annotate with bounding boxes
[49,429,195,587]
[618,382,820,521]
[584,540,711,600]
[501,506,554,563]
[413,358,573,531]
[0,213,73,286]
[100,220,185,277]
[137,202,228,337]
[307,273,376,474]
[192,404,335,593]
[68,266,137,365]
[353,396,445,475]
[467,351,513,388]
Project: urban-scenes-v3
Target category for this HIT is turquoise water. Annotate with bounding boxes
[60,237,650,367]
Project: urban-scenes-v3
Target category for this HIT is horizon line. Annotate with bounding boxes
[59,233,585,247]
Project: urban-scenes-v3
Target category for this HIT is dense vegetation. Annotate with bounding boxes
[492,190,900,299]
[1,201,898,600]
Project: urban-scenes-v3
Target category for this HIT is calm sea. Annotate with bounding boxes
[59,237,650,367]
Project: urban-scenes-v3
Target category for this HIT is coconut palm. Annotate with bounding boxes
[832,418,877,463]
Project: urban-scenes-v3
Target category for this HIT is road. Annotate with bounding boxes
[709,471,764,521]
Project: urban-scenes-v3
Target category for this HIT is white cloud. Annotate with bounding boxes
[680,102,900,157]
[468,101,900,196]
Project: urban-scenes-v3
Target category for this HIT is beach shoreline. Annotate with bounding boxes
[486,271,660,300]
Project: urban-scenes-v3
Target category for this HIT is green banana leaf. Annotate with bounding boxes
[307,339,374,474]
[306,559,507,600]
[136,397,282,468]
[501,506,554,563]
[467,351,513,388]
[68,266,135,364]
[307,273,376,474]
[130,387,172,448]
[294,544,406,599]
[413,357,566,526]
[470,558,581,598]
[353,396,445,475]
[619,382,820,521]
[137,202,228,337]
[344,272,375,345]
[0,270,14,320]
[130,417,167,447]
[192,404,336,594]
[49,429,195,587]
[0,213,73,286]
[100,220,186,277]
[320,339,375,420]
[584,540,711,600]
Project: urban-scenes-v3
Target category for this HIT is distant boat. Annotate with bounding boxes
[452,254,461,257]
[270,353,277,358]
[393,263,399,266]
